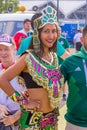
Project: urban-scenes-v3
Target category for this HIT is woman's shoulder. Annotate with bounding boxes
[20,49,33,56]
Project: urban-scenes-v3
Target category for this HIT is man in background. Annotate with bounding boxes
[73,29,82,51]
[13,19,33,50]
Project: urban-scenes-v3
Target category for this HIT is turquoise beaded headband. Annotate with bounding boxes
[33,6,58,53]
[39,5,58,28]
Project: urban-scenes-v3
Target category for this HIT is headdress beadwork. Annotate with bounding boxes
[40,6,58,28]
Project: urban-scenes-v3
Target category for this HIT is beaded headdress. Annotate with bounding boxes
[33,6,58,53]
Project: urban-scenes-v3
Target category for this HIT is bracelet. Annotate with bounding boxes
[10,91,29,107]
[10,91,21,102]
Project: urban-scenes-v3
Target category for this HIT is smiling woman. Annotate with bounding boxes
[0,6,62,130]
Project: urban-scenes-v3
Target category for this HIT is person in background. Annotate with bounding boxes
[58,26,71,101]
[73,29,82,51]
[61,30,68,39]
[0,6,62,129]
[60,25,87,130]
[13,18,33,50]
[0,34,26,130]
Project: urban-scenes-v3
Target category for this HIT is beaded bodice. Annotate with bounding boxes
[25,51,61,108]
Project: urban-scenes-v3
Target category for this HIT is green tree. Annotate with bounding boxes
[0,0,19,13]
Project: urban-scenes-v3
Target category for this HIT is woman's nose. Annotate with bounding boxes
[48,32,54,38]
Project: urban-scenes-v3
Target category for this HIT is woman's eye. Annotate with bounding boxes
[42,29,57,33]
[44,30,49,33]
[53,30,57,33]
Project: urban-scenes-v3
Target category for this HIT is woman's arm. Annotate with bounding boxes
[0,104,10,118]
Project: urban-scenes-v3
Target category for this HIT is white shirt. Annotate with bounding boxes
[18,29,33,36]
[73,32,82,43]
[18,29,28,36]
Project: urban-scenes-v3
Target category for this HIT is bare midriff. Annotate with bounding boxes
[26,88,53,113]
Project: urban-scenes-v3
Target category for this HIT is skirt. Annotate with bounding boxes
[19,107,59,130]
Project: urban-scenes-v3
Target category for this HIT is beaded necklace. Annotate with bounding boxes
[41,53,54,65]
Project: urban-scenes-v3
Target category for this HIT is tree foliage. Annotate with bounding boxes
[0,0,19,13]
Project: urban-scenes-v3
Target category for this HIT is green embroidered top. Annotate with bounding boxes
[25,50,61,108]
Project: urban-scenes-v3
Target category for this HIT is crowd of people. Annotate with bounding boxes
[0,5,87,130]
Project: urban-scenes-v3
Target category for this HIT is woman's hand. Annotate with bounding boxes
[20,91,41,111]
[21,90,30,100]
[0,110,21,126]
[0,104,10,118]
[22,99,41,111]
[0,115,15,126]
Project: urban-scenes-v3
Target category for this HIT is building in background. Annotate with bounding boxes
[18,0,87,45]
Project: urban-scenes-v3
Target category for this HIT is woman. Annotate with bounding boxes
[0,6,61,130]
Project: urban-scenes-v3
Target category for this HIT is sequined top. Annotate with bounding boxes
[22,51,61,108]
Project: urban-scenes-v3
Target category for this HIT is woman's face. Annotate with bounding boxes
[23,21,31,31]
[40,23,57,49]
